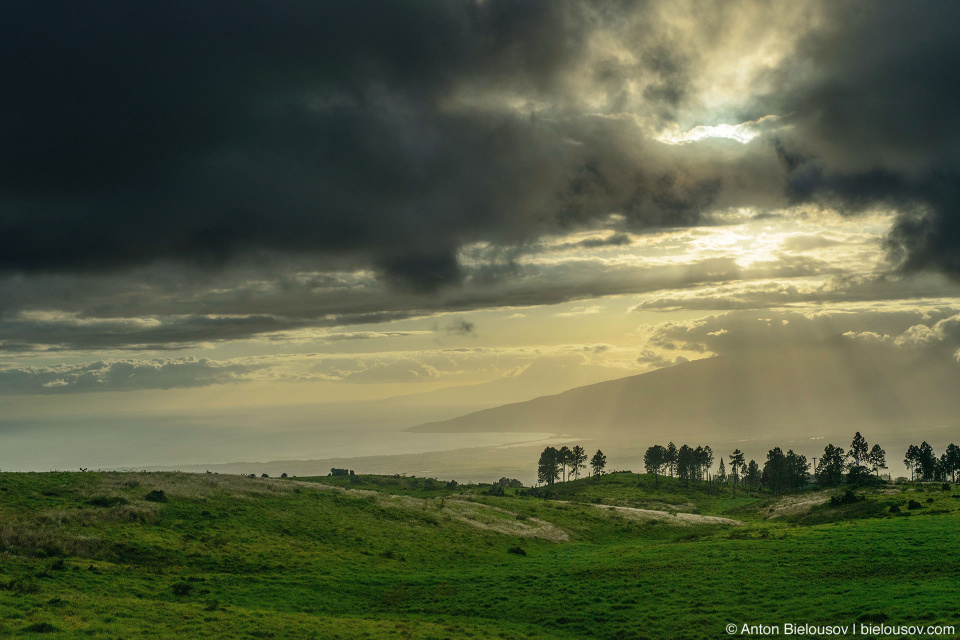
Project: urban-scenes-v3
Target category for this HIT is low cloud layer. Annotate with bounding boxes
[0,357,253,393]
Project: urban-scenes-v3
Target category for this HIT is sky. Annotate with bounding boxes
[3,1,960,473]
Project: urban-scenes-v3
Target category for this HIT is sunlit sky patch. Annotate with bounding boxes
[3,1,960,471]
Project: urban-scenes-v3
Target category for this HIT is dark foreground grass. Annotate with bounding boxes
[1,471,959,639]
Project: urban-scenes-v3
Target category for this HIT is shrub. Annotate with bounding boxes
[171,582,193,596]
[942,483,951,491]
[280,473,287,478]
[926,497,935,503]
[21,622,59,633]
[830,490,862,505]
[907,500,922,510]
[144,490,168,503]
[507,546,527,556]
[889,505,900,513]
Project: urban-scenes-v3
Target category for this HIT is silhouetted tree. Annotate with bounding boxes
[745,460,761,490]
[917,441,937,481]
[729,449,745,487]
[571,445,587,480]
[904,444,919,480]
[676,445,696,486]
[590,450,607,477]
[848,432,869,469]
[717,458,727,483]
[558,446,572,482]
[696,446,714,481]
[762,448,808,492]
[666,442,677,477]
[538,447,560,486]
[945,444,960,482]
[644,445,668,486]
[868,444,887,478]
[816,444,846,487]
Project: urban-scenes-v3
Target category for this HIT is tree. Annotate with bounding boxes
[761,448,807,492]
[644,445,668,486]
[848,432,869,472]
[902,441,938,481]
[745,460,761,490]
[945,444,960,483]
[537,447,560,486]
[787,450,809,489]
[590,450,607,477]
[868,444,887,478]
[557,446,572,482]
[904,444,919,480]
[675,445,699,486]
[816,444,846,487]
[717,458,727,483]
[696,446,714,481]
[729,449,745,487]
[570,445,587,480]
[666,442,678,477]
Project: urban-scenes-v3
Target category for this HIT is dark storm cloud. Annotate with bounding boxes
[0,1,794,294]
[766,1,960,277]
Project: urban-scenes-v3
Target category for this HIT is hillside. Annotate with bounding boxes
[2,471,960,639]
[408,343,960,442]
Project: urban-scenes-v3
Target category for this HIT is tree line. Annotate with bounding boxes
[537,445,606,485]
[903,441,960,482]
[541,432,960,493]
[642,443,713,486]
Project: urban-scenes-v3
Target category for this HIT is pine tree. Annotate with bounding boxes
[849,432,869,470]
[590,450,607,477]
[729,449,745,487]
[571,445,587,480]
[869,444,886,477]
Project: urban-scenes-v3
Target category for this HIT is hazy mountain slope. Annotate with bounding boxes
[407,343,960,441]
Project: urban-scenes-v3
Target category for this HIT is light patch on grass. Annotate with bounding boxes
[763,494,831,519]
[442,500,570,542]
[591,504,742,526]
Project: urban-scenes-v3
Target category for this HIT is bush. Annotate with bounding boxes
[889,505,900,513]
[21,622,59,633]
[280,473,287,478]
[830,490,862,505]
[942,483,951,491]
[261,473,269,478]
[171,582,193,596]
[507,546,527,556]
[907,500,922,510]
[144,490,168,503]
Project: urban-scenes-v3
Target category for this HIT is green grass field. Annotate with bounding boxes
[2,470,959,639]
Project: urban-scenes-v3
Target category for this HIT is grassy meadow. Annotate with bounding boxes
[1,470,959,639]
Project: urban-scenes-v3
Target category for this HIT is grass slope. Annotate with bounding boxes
[2,471,959,639]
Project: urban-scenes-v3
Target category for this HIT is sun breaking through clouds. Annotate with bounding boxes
[3,1,960,470]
